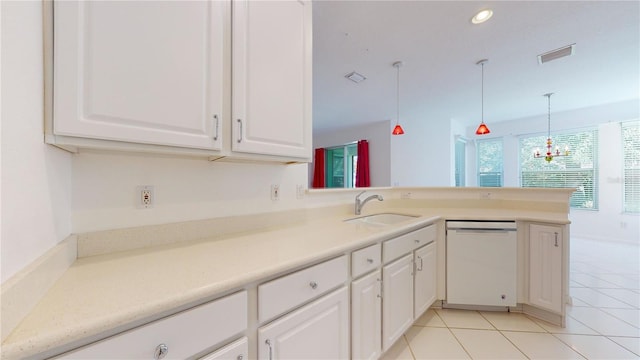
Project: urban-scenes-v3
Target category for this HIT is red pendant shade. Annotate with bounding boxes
[392,124,405,135]
[475,122,490,135]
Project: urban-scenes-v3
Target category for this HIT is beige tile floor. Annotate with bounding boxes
[382,238,640,359]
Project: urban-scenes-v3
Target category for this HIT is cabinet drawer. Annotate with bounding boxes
[58,291,247,359]
[258,255,347,323]
[352,243,381,278]
[199,337,248,360]
[383,225,435,263]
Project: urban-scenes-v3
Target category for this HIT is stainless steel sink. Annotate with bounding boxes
[344,213,419,226]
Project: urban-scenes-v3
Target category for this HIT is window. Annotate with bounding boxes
[455,138,466,186]
[622,121,640,213]
[477,138,503,187]
[519,129,598,209]
[325,143,357,188]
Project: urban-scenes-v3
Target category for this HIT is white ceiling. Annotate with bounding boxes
[312,0,640,133]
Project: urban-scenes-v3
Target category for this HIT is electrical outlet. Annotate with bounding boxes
[136,185,154,209]
[271,184,280,201]
[296,185,305,199]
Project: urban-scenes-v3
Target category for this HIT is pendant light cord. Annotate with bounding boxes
[396,64,400,125]
[481,62,484,123]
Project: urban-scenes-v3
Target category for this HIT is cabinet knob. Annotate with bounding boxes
[237,355,243,360]
[154,343,168,360]
[366,258,374,264]
[309,281,318,289]
[414,239,420,244]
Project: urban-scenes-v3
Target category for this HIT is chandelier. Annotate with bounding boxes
[534,93,569,162]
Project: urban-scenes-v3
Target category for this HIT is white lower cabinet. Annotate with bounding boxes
[57,291,247,359]
[351,270,382,360]
[529,224,564,313]
[382,254,414,352]
[413,242,436,319]
[199,337,248,360]
[258,287,349,360]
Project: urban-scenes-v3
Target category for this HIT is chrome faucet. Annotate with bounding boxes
[355,191,384,215]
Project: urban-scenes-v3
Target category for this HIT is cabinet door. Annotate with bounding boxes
[382,254,414,352]
[258,287,349,360]
[414,242,436,319]
[54,1,224,150]
[351,270,382,360]
[231,0,312,159]
[529,224,563,313]
[199,337,248,360]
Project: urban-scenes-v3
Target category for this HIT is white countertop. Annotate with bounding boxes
[1,206,570,359]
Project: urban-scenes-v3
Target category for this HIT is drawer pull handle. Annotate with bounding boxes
[154,343,168,360]
[366,258,374,264]
[417,256,424,271]
[309,281,318,290]
[554,232,559,247]
[265,339,273,360]
[237,119,243,143]
[213,114,219,140]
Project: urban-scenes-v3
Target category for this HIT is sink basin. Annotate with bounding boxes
[344,213,419,226]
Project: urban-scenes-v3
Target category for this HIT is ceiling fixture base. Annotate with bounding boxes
[345,71,367,83]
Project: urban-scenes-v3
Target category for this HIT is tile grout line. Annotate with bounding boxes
[604,335,640,357]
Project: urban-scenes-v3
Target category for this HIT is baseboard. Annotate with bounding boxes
[522,303,563,327]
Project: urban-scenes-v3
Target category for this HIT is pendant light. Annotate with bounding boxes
[534,93,570,162]
[475,59,491,135]
[392,61,405,135]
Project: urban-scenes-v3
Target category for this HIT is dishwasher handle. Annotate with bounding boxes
[449,228,516,234]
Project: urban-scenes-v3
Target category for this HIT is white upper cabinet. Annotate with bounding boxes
[231,0,312,160]
[53,1,224,150]
[51,0,312,162]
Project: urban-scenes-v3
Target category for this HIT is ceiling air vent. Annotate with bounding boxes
[538,44,575,64]
[345,71,366,83]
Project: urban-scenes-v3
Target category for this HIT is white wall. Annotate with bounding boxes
[72,153,309,232]
[391,116,452,186]
[312,120,391,188]
[1,1,73,283]
[464,99,639,243]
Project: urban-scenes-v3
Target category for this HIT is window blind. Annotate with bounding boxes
[519,129,598,209]
[477,138,503,187]
[622,121,640,213]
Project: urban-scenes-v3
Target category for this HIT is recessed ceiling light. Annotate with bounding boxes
[472,9,493,24]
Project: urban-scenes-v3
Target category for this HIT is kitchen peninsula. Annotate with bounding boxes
[1,187,574,360]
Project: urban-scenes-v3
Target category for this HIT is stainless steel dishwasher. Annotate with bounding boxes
[446,220,517,308]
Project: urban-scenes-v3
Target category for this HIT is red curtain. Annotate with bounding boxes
[356,140,370,187]
[312,148,325,188]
